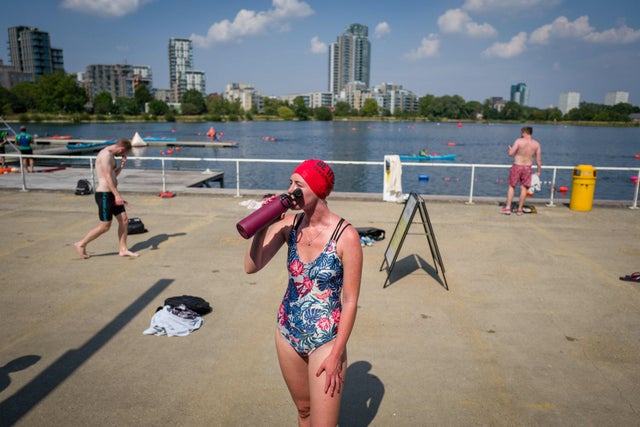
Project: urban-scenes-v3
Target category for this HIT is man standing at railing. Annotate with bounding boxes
[74,138,139,259]
[16,126,34,173]
[502,126,542,215]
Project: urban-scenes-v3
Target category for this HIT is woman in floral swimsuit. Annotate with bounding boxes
[245,159,363,426]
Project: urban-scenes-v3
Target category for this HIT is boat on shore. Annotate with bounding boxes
[400,154,457,161]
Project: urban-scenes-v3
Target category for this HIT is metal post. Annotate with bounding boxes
[630,169,639,209]
[161,158,167,193]
[466,164,475,204]
[235,160,241,197]
[89,157,95,189]
[546,167,557,207]
[19,153,27,192]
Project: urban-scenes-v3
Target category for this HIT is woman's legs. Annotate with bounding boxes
[307,342,346,426]
[275,330,346,427]
[275,330,312,426]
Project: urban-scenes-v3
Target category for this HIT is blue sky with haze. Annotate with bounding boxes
[2,0,639,108]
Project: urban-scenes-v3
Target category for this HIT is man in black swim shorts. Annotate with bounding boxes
[74,138,140,259]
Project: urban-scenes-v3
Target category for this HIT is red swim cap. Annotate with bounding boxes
[293,159,335,199]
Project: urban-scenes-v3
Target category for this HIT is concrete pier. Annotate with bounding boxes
[0,183,638,425]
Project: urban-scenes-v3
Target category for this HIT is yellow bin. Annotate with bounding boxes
[569,165,597,211]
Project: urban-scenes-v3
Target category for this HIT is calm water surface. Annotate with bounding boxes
[26,121,640,200]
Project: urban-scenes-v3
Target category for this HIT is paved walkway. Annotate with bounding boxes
[0,185,639,426]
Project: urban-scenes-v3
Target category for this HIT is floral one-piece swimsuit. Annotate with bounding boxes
[277,214,350,356]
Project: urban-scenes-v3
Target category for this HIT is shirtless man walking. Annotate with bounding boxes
[502,126,542,215]
[74,138,139,259]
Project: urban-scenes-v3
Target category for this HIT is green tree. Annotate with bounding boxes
[34,70,87,113]
[181,89,206,115]
[263,97,285,116]
[292,96,310,120]
[482,99,500,120]
[501,101,523,120]
[0,86,16,115]
[148,99,169,116]
[333,101,351,117]
[277,106,295,120]
[547,107,562,121]
[360,98,379,117]
[314,106,333,121]
[206,94,228,116]
[134,85,153,114]
[93,92,113,115]
[418,94,435,117]
[113,97,139,115]
[9,82,37,113]
[463,100,482,120]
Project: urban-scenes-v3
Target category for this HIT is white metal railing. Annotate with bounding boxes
[2,153,639,209]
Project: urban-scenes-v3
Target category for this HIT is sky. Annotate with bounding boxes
[1,0,639,109]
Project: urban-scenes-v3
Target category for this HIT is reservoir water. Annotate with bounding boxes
[25,121,640,201]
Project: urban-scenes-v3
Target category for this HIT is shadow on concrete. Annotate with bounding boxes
[338,360,384,427]
[384,254,447,290]
[0,355,41,394]
[130,232,187,252]
[0,279,173,426]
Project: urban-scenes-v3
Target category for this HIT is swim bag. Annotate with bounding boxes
[74,179,93,195]
[164,295,212,315]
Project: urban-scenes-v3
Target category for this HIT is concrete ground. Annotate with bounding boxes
[0,183,639,426]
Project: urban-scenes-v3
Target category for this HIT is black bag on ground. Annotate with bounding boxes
[164,295,212,315]
[128,217,148,234]
[74,179,93,195]
[356,227,386,241]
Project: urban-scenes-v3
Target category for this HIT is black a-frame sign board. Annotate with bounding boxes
[380,193,448,289]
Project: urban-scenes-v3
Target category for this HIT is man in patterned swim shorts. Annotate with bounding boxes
[502,126,542,216]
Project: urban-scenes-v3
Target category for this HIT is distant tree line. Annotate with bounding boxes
[0,70,638,124]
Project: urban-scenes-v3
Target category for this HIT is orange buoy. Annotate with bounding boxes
[634,154,640,159]
[447,141,456,146]
[558,186,568,193]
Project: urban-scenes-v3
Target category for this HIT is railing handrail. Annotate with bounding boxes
[3,152,639,208]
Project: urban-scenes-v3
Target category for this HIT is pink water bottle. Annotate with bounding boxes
[236,189,302,239]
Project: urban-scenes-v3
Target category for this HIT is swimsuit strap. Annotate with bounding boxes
[293,212,305,231]
[330,218,350,242]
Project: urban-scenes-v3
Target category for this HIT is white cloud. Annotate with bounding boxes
[462,0,560,12]
[585,25,640,44]
[374,22,391,39]
[309,36,327,54]
[530,16,640,45]
[482,31,527,58]
[529,16,593,44]
[61,0,152,17]
[191,0,314,48]
[404,34,440,60]
[438,8,496,38]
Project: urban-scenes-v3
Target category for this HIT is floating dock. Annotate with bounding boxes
[9,137,238,156]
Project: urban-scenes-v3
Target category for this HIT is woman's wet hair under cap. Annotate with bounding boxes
[293,159,335,199]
